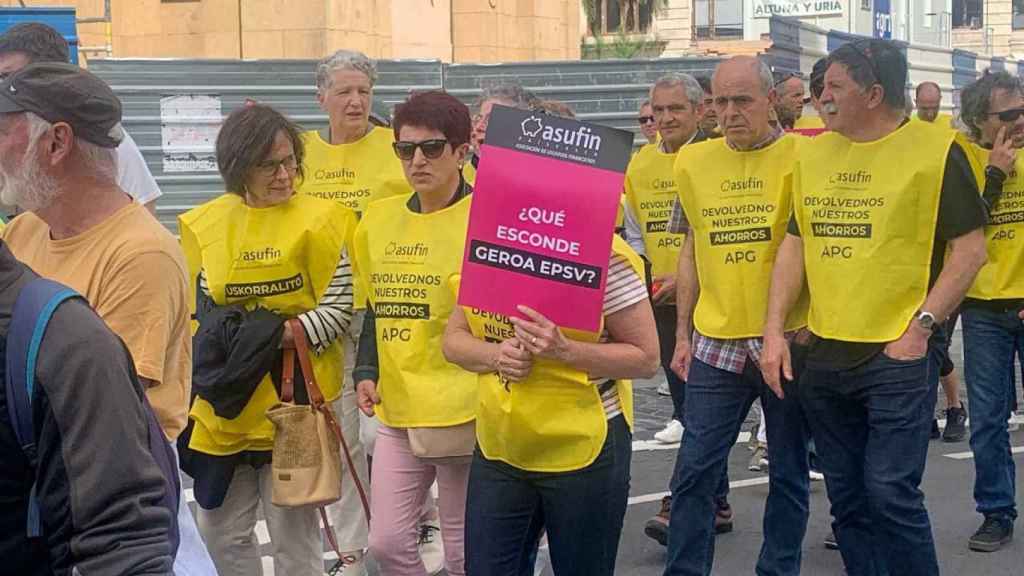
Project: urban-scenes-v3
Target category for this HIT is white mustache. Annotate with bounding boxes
[823,102,838,114]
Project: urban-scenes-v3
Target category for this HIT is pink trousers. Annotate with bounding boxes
[368,424,470,576]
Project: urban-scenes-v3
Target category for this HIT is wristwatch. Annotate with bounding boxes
[915,310,936,331]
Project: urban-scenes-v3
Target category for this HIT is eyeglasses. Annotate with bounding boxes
[255,155,297,177]
[393,139,449,161]
[638,115,656,125]
[773,71,803,87]
[989,107,1024,122]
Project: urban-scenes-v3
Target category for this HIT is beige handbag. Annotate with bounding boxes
[266,320,344,508]
[407,420,477,465]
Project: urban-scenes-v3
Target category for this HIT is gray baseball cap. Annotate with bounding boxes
[0,62,122,148]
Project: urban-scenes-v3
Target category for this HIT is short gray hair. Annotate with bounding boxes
[476,83,537,111]
[650,73,704,107]
[25,112,117,181]
[316,49,378,91]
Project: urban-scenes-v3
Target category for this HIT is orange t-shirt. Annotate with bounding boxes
[2,203,192,439]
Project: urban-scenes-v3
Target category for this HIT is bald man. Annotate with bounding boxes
[663,56,811,576]
[916,81,943,123]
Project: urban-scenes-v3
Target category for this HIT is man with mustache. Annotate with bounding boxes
[661,56,811,576]
[762,40,988,575]
[952,69,1024,553]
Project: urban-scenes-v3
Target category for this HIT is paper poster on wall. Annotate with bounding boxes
[160,94,221,173]
[457,106,633,332]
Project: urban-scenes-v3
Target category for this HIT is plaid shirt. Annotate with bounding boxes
[673,126,785,374]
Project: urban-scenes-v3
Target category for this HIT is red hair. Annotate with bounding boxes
[393,90,471,147]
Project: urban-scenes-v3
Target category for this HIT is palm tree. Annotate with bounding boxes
[583,0,667,35]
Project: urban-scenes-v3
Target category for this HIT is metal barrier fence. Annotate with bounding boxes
[90,56,721,232]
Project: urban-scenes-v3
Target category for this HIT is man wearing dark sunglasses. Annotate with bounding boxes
[638,100,659,145]
[953,69,1024,554]
[763,39,989,576]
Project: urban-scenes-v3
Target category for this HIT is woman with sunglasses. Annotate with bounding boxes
[178,104,358,575]
[352,90,476,576]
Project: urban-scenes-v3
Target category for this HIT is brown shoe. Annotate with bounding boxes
[643,495,672,546]
[715,499,734,534]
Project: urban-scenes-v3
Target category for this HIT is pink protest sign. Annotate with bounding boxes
[458,105,634,332]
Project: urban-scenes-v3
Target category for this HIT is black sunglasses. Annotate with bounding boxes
[638,115,656,125]
[989,107,1024,122]
[393,139,449,161]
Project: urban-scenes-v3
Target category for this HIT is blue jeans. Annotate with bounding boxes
[800,348,940,576]
[664,355,810,576]
[655,304,687,421]
[962,306,1020,520]
[465,415,632,576]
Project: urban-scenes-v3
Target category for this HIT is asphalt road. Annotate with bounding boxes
[185,327,1024,575]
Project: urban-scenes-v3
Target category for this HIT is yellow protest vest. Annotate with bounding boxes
[464,236,645,473]
[624,144,684,277]
[793,115,825,130]
[297,127,412,308]
[794,120,952,342]
[179,193,356,455]
[353,193,477,428]
[966,145,1024,300]
[676,134,808,338]
[463,160,477,187]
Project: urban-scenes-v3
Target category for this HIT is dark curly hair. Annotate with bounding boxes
[959,70,1023,143]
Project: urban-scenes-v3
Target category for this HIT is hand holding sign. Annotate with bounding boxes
[510,305,572,362]
[458,105,634,332]
[496,338,534,382]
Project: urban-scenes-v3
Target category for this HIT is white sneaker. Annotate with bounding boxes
[334,550,367,576]
[418,521,444,575]
[654,419,684,444]
[657,380,672,396]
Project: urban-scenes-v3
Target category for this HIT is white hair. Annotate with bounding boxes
[24,112,118,182]
[650,73,704,107]
[316,49,378,91]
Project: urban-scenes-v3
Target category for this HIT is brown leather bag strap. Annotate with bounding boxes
[280,347,296,403]
[288,318,326,408]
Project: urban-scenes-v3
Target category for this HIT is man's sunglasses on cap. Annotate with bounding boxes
[989,107,1024,123]
[393,139,449,160]
[638,115,655,125]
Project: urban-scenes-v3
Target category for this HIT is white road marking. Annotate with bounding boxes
[944,445,1024,460]
[632,431,752,452]
[627,476,770,506]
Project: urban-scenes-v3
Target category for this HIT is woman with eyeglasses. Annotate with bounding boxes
[178,104,358,576]
[352,90,476,576]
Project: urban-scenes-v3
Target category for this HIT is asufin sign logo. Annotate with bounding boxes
[518,115,603,156]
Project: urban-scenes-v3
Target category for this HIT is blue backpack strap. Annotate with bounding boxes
[5,278,81,538]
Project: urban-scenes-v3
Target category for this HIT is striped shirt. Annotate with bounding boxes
[199,247,354,353]
[596,253,650,419]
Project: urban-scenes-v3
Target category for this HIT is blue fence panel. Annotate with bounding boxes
[0,7,78,64]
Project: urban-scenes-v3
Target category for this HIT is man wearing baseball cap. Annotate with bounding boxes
[0,22,162,214]
[0,62,209,575]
